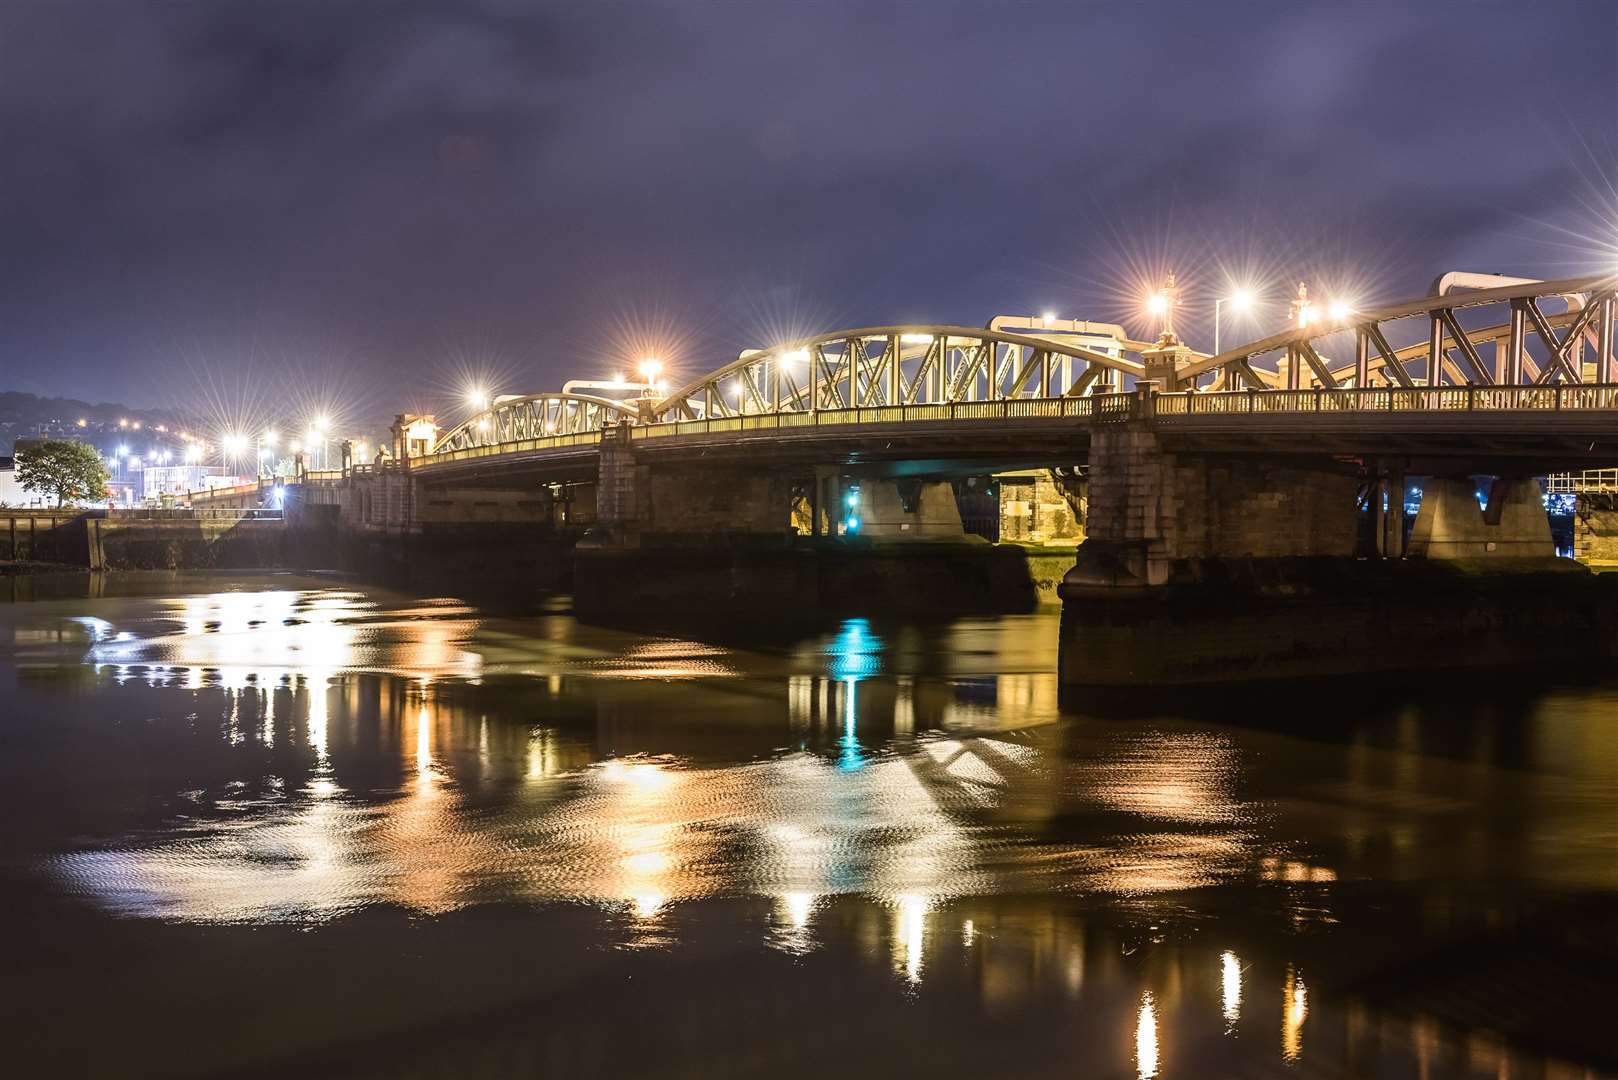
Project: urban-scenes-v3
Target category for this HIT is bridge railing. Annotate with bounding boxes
[1547,468,1618,494]
[1150,383,1618,419]
[624,397,1101,442]
[111,508,284,521]
[415,382,1618,465]
[412,430,603,464]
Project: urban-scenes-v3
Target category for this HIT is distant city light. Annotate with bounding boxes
[118,418,129,428]
[131,421,141,430]
[76,417,87,427]
[117,444,129,457]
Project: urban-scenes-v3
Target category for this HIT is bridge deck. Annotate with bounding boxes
[408,385,1618,481]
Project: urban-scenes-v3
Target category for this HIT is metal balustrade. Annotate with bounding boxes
[112,508,284,521]
[1547,469,1618,494]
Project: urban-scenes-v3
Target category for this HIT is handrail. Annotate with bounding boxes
[1547,468,1618,494]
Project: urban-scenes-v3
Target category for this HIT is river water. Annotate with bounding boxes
[3,572,1617,1078]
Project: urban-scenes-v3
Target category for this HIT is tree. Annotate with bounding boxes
[16,440,110,507]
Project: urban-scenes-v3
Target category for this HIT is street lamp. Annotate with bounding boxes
[307,417,329,469]
[468,387,489,412]
[637,358,663,385]
[222,432,247,473]
[258,430,279,477]
[1214,288,1256,355]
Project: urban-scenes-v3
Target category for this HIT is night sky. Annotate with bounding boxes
[2,1,1615,428]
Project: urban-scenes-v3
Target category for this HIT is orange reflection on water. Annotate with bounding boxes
[892,893,928,984]
[1221,950,1242,1030]
[1282,964,1308,1062]
[1136,991,1160,1079]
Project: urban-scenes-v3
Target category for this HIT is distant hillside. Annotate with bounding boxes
[0,391,193,455]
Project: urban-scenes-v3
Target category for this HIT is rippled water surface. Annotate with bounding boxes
[4,571,1618,1078]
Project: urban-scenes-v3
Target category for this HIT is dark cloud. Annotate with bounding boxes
[0,0,1613,421]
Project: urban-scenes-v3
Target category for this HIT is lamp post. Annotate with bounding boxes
[1214,288,1256,356]
[306,418,329,470]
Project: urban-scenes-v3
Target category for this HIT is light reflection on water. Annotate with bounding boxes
[4,576,1618,1077]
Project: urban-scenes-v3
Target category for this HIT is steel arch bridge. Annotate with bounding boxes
[433,392,638,455]
[416,274,1618,470]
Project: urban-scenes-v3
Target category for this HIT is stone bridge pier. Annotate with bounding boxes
[1063,424,1360,589]
[577,423,1045,620]
[595,422,970,542]
[1057,420,1609,687]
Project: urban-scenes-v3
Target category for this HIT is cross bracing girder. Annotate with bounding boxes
[1179,275,1618,390]
[649,325,1147,423]
[433,392,639,454]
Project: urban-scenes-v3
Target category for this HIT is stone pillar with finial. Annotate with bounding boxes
[1139,270,1196,391]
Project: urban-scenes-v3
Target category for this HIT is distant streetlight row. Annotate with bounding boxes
[1142,277,1361,355]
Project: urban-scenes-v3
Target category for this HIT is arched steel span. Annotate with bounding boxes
[434,392,638,454]
[648,325,1158,422]
[1180,274,1618,391]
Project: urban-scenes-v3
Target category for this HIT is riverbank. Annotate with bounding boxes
[0,559,85,576]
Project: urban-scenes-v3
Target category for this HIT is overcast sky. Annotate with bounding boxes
[2,0,1615,427]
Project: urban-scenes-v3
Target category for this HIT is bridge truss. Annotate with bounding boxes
[1179,275,1617,391]
[649,326,1155,422]
[422,275,1618,466]
[433,392,637,455]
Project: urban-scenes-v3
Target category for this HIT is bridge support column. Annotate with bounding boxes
[597,422,643,529]
[1064,424,1359,588]
[1575,492,1618,564]
[1374,461,1406,558]
[1407,476,1553,560]
[998,470,1085,544]
[850,479,963,538]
